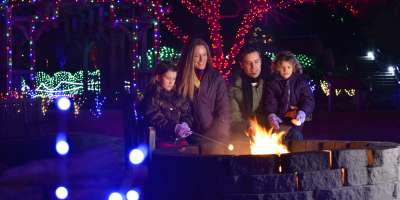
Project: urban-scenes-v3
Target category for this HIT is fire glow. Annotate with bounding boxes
[246,119,289,155]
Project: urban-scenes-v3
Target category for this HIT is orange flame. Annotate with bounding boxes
[246,119,289,155]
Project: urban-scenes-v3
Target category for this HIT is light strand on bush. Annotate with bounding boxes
[29,17,36,88]
[6,5,13,96]
[152,0,162,65]
[131,18,139,88]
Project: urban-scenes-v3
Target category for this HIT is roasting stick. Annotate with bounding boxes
[176,131,234,151]
[191,132,234,151]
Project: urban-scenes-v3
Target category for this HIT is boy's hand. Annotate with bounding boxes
[292,110,306,126]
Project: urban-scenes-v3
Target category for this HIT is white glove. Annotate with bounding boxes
[292,110,306,126]
[268,113,282,131]
[296,110,306,124]
[175,122,192,138]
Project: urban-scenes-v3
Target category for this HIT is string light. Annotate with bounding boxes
[296,54,315,69]
[109,3,116,22]
[29,16,36,88]
[160,15,189,44]
[91,95,106,118]
[320,80,356,97]
[54,0,60,19]
[309,79,316,93]
[152,0,161,65]
[335,89,342,96]
[320,80,330,96]
[146,46,181,68]
[175,0,359,78]
[265,51,276,61]
[41,97,51,116]
[344,89,356,97]
[35,70,101,97]
[131,18,139,89]
[149,1,190,44]
[6,5,13,96]
[73,97,85,117]
[265,51,315,69]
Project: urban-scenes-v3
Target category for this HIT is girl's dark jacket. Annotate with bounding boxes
[143,83,193,142]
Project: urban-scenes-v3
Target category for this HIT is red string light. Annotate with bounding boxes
[152,0,162,64]
[161,16,190,44]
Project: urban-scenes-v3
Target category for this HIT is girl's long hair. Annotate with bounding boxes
[177,38,213,100]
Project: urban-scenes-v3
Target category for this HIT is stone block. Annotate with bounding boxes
[224,174,296,193]
[332,149,368,169]
[394,182,400,199]
[263,191,314,200]
[315,186,365,200]
[368,166,398,184]
[368,147,399,167]
[281,151,330,173]
[224,194,263,200]
[364,183,396,200]
[299,169,342,190]
[227,155,278,175]
[346,167,368,186]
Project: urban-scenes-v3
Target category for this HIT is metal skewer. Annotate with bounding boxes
[191,132,234,151]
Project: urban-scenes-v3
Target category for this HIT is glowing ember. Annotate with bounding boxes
[246,119,289,155]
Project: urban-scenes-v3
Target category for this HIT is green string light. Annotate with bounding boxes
[146,46,181,68]
[35,70,101,97]
[264,51,315,69]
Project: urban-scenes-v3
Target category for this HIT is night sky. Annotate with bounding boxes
[162,0,400,64]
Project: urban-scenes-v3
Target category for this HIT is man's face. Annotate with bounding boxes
[240,51,262,78]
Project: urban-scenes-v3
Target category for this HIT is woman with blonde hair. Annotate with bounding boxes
[176,38,230,141]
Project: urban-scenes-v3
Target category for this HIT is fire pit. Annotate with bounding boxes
[148,140,400,200]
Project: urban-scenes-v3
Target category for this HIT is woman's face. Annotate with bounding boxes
[277,61,294,80]
[193,45,208,70]
[160,70,177,91]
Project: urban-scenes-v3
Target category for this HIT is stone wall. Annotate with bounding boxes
[149,140,400,200]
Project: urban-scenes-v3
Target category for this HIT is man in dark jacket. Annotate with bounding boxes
[229,45,268,139]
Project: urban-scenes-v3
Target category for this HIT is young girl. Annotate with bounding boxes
[143,61,193,148]
[264,51,315,140]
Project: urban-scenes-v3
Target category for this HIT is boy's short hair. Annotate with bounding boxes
[271,51,303,74]
[237,44,261,63]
